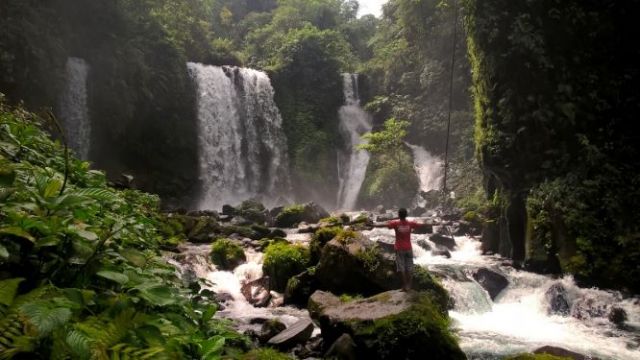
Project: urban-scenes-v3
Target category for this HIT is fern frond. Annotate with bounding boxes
[109,344,166,360]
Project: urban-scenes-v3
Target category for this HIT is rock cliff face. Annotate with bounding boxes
[465,0,640,291]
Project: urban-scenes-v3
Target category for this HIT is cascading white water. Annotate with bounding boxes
[187,63,291,209]
[365,227,640,360]
[59,57,91,160]
[337,74,373,210]
[406,143,444,207]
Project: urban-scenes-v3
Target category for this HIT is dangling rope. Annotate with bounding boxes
[441,0,459,212]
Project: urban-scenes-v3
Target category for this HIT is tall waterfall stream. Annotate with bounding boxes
[59,57,91,160]
[188,63,291,210]
[336,74,372,210]
[167,228,639,359]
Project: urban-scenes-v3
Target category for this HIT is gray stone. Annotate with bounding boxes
[267,318,314,349]
[473,267,509,301]
[429,233,456,250]
[545,283,570,316]
[325,333,357,360]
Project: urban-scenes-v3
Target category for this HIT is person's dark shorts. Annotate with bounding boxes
[395,250,414,272]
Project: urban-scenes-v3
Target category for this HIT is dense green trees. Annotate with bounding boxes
[465,0,640,292]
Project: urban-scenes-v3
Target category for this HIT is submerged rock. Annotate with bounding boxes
[472,267,509,301]
[533,345,597,360]
[308,290,465,360]
[545,283,570,316]
[608,306,628,326]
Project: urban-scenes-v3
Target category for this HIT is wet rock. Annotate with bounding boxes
[295,335,323,359]
[416,239,431,251]
[269,206,285,225]
[285,270,319,307]
[222,204,236,216]
[214,292,234,304]
[237,200,268,224]
[315,234,449,308]
[472,267,509,301]
[308,290,465,359]
[375,240,395,253]
[269,228,287,238]
[375,213,395,222]
[608,306,627,326]
[249,317,268,325]
[533,345,596,360]
[325,333,357,360]
[267,318,314,349]
[298,222,320,234]
[429,233,456,250]
[571,297,607,320]
[275,203,330,228]
[259,319,287,344]
[241,277,272,307]
[413,223,433,234]
[231,216,253,226]
[432,249,451,258]
[545,283,570,316]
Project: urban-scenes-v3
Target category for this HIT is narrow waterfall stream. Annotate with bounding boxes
[406,143,444,207]
[187,63,291,209]
[59,57,91,160]
[365,228,640,360]
[337,74,372,210]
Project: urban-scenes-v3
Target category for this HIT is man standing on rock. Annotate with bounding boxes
[375,208,421,291]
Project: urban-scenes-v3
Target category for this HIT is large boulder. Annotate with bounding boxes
[472,267,509,301]
[241,277,272,308]
[534,346,597,360]
[275,203,330,228]
[544,283,570,316]
[430,233,457,250]
[315,233,449,310]
[210,238,246,270]
[263,242,310,292]
[308,290,465,360]
[284,269,319,307]
[267,318,314,349]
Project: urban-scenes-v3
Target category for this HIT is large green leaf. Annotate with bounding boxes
[0,227,36,243]
[0,244,8,260]
[201,335,225,359]
[0,278,24,306]
[96,271,129,285]
[135,284,177,306]
[20,300,72,336]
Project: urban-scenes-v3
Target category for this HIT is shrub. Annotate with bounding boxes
[336,229,358,245]
[263,242,310,292]
[210,239,246,270]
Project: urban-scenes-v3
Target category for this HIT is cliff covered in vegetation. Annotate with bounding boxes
[464,0,640,292]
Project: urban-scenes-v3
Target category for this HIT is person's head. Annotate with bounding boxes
[398,208,408,220]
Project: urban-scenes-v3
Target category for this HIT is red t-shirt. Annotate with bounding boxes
[387,219,420,251]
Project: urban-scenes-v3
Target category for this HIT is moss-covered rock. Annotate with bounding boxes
[274,203,329,228]
[284,267,318,307]
[263,242,310,292]
[237,200,269,224]
[210,238,246,270]
[308,290,465,360]
[309,226,342,263]
[241,348,293,360]
[506,354,571,360]
[315,233,449,310]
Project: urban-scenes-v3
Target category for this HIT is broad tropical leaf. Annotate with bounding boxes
[0,278,23,306]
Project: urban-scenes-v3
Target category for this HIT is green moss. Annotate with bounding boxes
[319,216,343,226]
[506,354,572,360]
[238,200,267,224]
[350,293,465,359]
[356,245,381,273]
[339,293,364,303]
[263,242,310,292]
[336,229,358,245]
[309,226,342,263]
[412,267,450,313]
[210,239,246,271]
[274,204,306,227]
[241,348,293,360]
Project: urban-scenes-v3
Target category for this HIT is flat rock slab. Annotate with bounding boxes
[267,318,314,348]
[311,290,412,322]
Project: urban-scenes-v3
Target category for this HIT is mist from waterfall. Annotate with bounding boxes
[337,74,372,210]
[407,143,444,207]
[59,57,91,160]
[187,63,291,209]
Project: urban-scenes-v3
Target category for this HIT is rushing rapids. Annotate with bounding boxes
[336,73,372,210]
[365,227,640,360]
[187,63,291,210]
[59,57,91,160]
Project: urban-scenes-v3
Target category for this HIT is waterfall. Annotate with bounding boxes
[337,74,373,210]
[406,143,444,207]
[59,57,91,160]
[187,63,291,209]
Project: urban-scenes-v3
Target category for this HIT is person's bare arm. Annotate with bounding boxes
[372,222,389,228]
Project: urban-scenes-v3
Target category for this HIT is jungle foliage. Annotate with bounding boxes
[0,98,264,358]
